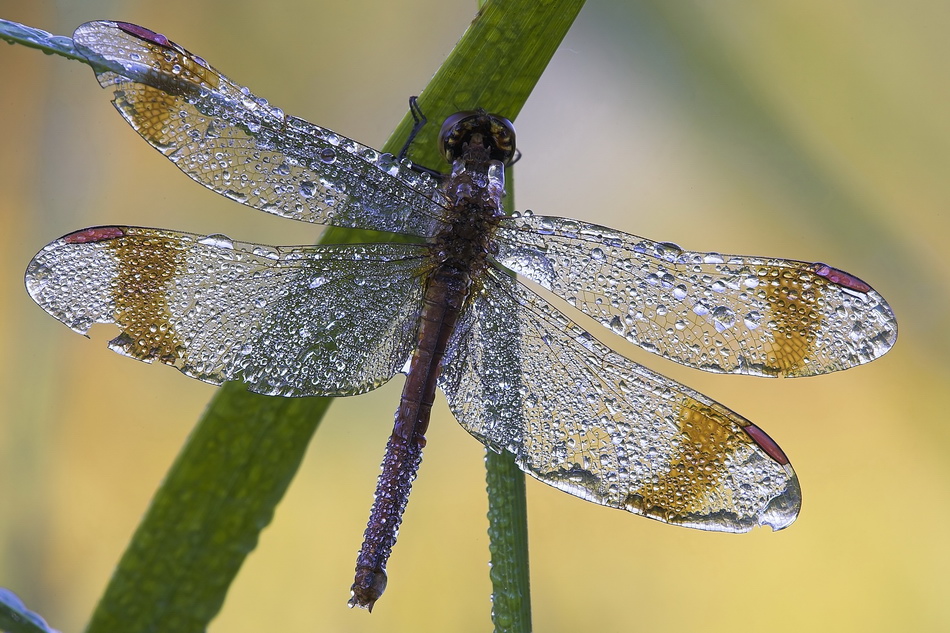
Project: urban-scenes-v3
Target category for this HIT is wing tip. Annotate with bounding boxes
[759,469,802,532]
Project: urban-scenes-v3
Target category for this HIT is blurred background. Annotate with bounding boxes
[0,1,946,631]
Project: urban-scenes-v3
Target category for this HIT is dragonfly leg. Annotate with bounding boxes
[397,96,428,161]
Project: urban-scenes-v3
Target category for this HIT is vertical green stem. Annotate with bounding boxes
[485,450,532,633]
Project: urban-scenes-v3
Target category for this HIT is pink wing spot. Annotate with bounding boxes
[116,22,171,48]
[812,263,871,293]
[64,227,126,244]
[742,423,790,466]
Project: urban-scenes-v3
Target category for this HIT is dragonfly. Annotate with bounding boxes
[24,21,897,610]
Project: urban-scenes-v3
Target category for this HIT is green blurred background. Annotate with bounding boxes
[1,1,946,631]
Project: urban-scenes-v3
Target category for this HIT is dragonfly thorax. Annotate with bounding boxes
[434,154,505,274]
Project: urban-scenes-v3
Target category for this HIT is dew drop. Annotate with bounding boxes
[712,306,736,332]
[743,311,762,330]
[299,181,317,198]
[657,241,684,261]
[609,315,624,335]
[850,322,865,341]
[198,233,234,249]
[376,153,398,174]
[252,246,280,260]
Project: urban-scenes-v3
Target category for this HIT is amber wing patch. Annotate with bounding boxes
[625,396,750,522]
[106,230,188,364]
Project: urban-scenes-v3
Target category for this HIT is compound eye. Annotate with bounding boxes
[438,111,479,162]
[438,110,517,165]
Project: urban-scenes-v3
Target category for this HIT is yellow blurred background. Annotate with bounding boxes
[1,1,947,631]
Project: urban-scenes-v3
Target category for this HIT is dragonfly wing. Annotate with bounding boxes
[439,266,800,532]
[496,213,897,377]
[26,227,428,397]
[71,21,446,238]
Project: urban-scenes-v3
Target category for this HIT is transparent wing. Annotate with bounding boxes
[25,226,429,397]
[439,267,801,532]
[72,21,446,238]
[495,212,897,377]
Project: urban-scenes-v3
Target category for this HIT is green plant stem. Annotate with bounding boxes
[86,387,331,632]
[485,449,532,633]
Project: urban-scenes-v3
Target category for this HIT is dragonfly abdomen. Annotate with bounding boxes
[349,261,471,610]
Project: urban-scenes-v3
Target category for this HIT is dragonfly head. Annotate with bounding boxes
[439,110,516,166]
